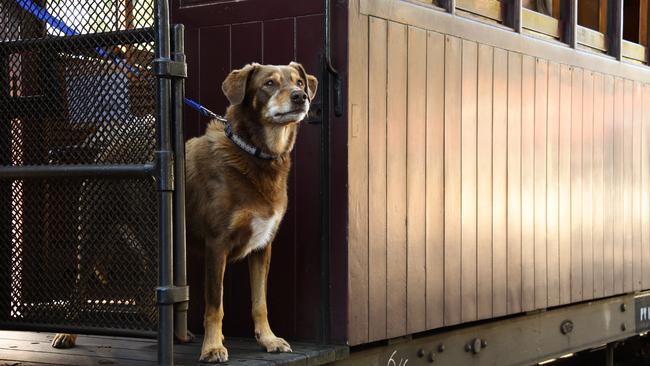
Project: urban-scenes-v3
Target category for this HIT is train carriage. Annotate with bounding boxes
[2,0,650,365]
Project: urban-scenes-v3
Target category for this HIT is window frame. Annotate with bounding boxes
[444,0,650,65]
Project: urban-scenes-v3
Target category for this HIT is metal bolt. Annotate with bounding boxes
[438,344,445,353]
[560,320,574,335]
[481,339,488,348]
[427,352,435,363]
[417,348,425,358]
[472,338,483,354]
[621,303,627,312]
[621,323,627,331]
[465,343,473,352]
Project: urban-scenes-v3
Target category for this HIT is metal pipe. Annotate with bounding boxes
[0,322,157,339]
[0,163,154,179]
[320,0,333,344]
[0,28,154,53]
[171,23,189,344]
[154,0,174,365]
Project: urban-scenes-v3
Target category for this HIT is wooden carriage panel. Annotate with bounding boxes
[348,0,650,345]
[546,61,561,307]
[385,21,408,338]
[367,16,388,343]
[477,43,494,320]
[425,31,446,330]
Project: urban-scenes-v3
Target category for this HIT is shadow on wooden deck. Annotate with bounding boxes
[0,330,348,366]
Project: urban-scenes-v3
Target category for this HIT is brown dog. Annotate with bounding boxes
[184,62,317,363]
[50,62,317,363]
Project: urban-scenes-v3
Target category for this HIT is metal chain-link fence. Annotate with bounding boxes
[0,0,159,335]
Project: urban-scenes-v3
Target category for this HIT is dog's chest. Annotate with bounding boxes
[245,211,283,254]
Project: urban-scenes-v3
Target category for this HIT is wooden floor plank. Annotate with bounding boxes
[0,332,346,366]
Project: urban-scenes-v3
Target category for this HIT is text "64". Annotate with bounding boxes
[387,350,408,366]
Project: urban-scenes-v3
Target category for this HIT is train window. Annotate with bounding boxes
[621,0,648,63]
[522,0,561,40]
[411,0,445,9]
[576,0,608,53]
[455,0,504,24]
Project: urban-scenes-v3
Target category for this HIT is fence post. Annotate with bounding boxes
[171,23,190,345]
[154,0,175,365]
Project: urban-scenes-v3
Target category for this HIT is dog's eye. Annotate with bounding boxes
[265,80,275,87]
[297,79,304,87]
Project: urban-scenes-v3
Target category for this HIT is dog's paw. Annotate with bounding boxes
[199,345,229,363]
[257,336,292,353]
[51,333,77,349]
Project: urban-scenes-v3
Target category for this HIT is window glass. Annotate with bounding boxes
[577,0,606,33]
[523,0,555,17]
[623,0,641,43]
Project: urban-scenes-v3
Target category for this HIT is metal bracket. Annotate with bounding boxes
[154,150,175,192]
[153,58,187,79]
[156,286,189,305]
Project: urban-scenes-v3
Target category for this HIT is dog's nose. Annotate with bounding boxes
[291,90,308,104]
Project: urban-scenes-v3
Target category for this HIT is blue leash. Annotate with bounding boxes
[14,0,276,159]
[13,0,216,117]
[15,0,142,76]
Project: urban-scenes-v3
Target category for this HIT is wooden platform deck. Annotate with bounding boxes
[0,331,348,365]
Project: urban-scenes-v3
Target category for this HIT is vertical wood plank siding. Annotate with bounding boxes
[348,0,650,345]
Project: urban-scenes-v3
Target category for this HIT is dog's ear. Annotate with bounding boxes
[222,63,258,105]
[289,62,318,100]
[306,74,318,100]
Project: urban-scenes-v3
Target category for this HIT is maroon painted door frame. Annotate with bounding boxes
[170,0,348,344]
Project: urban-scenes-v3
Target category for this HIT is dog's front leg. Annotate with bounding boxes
[200,239,229,363]
[248,245,292,353]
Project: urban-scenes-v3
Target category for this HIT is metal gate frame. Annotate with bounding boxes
[0,1,188,365]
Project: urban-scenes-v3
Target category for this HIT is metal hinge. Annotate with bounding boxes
[154,150,174,192]
[153,57,187,79]
[156,285,189,305]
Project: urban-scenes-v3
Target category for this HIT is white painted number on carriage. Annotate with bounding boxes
[641,306,650,321]
[387,350,409,366]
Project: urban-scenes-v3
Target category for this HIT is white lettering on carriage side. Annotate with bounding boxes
[387,350,408,366]
[245,211,282,255]
[642,307,648,321]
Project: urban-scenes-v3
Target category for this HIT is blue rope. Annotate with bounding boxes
[14,0,217,118]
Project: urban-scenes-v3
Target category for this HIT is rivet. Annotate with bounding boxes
[621,303,627,312]
[438,344,445,353]
[465,343,473,352]
[481,339,488,348]
[417,348,425,358]
[427,352,435,363]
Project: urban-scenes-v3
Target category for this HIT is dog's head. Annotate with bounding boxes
[222,62,318,124]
